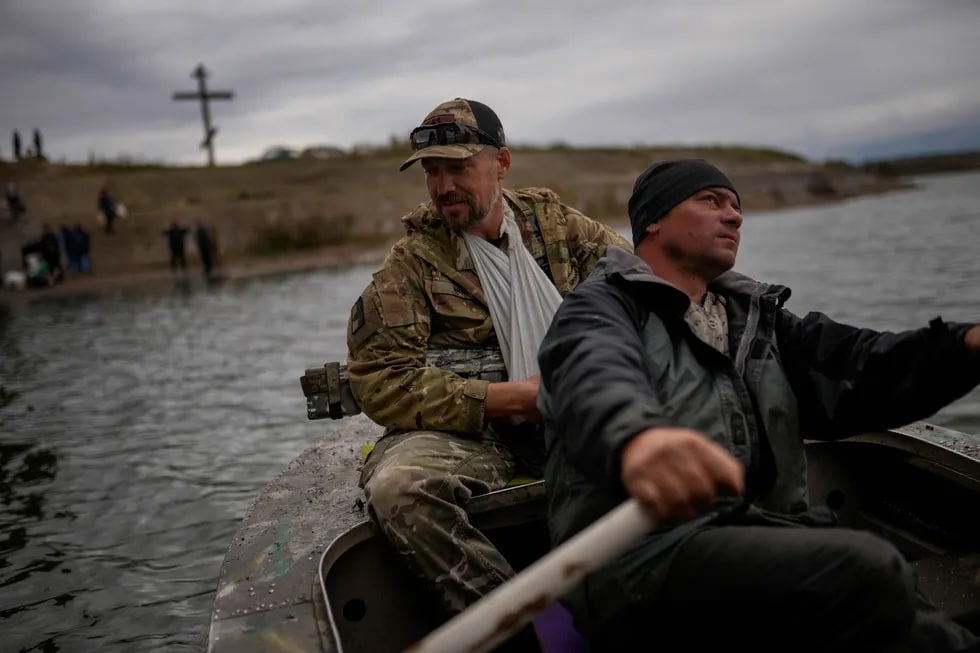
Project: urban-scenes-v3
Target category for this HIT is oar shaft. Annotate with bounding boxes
[404,498,654,653]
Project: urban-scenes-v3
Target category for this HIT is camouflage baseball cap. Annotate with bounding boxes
[399,98,506,171]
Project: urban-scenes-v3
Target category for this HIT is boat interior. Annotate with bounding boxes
[319,434,980,652]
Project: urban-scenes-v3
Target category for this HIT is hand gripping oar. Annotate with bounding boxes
[403,498,655,653]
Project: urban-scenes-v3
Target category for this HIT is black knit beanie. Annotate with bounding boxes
[628,159,739,247]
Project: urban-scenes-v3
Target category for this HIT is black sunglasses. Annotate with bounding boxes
[409,122,501,151]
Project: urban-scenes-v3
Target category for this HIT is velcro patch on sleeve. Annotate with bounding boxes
[348,290,386,350]
[350,296,366,333]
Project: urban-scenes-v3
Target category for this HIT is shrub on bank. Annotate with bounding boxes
[246,211,389,256]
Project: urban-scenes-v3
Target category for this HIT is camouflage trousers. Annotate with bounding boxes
[359,429,518,615]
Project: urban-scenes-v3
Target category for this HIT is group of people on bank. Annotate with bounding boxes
[162,218,218,279]
[4,179,219,289]
[18,223,91,288]
[342,98,980,652]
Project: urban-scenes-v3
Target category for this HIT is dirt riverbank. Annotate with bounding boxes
[0,146,910,305]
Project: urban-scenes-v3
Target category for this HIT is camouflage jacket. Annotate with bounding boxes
[347,187,632,434]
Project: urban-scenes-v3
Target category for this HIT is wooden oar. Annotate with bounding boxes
[404,498,655,653]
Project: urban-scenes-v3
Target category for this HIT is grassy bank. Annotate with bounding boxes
[0,145,907,279]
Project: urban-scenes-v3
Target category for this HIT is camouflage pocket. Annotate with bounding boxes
[376,286,415,328]
[429,277,485,327]
[430,279,467,297]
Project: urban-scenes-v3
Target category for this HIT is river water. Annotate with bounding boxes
[1,171,978,652]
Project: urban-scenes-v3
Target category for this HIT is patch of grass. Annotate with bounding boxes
[233,189,278,201]
[544,183,579,206]
[823,158,857,171]
[509,143,808,163]
[806,172,837,197]
[247,212,360,256]
[703,145,807,163]
[60,154,176,176]
[584,183,625,219]
[862,151,980,177]
[244,138,803,164]
[63,164,173,176]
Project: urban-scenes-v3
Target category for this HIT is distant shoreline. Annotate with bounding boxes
[9,141,952,307]
[0,180,913,307]
[0,243,389,306]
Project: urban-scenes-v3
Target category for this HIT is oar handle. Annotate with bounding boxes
[404,498,655,653]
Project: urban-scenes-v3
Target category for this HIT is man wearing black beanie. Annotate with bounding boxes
[627,158,740,248]
[536,159,980,651]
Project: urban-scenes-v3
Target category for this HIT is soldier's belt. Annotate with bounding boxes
[300,348,506,421]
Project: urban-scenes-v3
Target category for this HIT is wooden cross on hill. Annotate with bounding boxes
[172,63,234,167]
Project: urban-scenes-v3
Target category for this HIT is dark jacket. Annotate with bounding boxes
[164,226,188,252]
[98,192,116,217]
[537,246,980,623]
[196,226,213,260]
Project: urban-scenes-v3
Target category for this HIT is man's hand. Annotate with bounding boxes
[486,375,541,422]
[521,375,542,423]
[620,427,745,522]
[965,325,980,354]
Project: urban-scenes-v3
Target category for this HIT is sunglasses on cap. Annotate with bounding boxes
[409,122,502,151]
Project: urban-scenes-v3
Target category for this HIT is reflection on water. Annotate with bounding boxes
[0,267,374,652]
[0,440,65,653]
[0,443,60,590]
[0,171,978,652]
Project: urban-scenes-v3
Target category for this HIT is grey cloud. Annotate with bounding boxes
[1,0,977,164]
[532,0,980,157]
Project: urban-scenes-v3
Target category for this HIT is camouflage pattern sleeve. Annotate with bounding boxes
[346,246,490,433]
[561,203,633,282]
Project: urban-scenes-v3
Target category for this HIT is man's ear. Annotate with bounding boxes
[645,222,660,239]
[495,147,511,179]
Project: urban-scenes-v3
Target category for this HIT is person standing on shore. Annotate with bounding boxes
[194,219,215,279]
[4,182,25,222]
[74,223,92,273]
[33,129,43,160]
[60,224,81,273]
[97,186,119,234]
[163,219,189,274]
[38,224,64,283]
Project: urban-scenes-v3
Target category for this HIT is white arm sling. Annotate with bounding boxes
[462,203,563,380]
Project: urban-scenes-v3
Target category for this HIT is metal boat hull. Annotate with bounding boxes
[208,419,980,653]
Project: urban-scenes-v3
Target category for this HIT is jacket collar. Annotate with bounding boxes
[601,245,791,308]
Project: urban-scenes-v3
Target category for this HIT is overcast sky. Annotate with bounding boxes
[2,0,978,165]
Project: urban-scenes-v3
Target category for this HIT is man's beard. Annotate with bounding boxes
[439,184,501,231]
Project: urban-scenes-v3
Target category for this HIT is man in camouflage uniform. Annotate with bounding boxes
[346,98,631,626]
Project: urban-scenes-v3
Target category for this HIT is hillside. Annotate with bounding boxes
[863,149,980,177]
[1,146,907,282]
